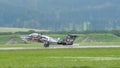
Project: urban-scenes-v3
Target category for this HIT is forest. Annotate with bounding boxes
[0,0,120,31]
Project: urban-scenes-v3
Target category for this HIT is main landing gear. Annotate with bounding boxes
[44,41,49,47]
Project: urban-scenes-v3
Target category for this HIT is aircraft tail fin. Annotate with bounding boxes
[58,34,77,45]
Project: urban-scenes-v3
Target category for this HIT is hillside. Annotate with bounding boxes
[0,0,120,31]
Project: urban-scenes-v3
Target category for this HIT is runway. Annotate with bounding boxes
[0,45,120,50]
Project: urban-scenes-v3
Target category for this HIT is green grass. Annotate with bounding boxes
[74,34,120,46]
[0,48,120,68]
[77,33,120,42]
[88,33,120,42]
[0,35,23,44]
[0,44,43,47]
[0,33,120,45]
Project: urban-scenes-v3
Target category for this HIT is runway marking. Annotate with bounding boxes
[48,57,120,60]
[0,46,120,50]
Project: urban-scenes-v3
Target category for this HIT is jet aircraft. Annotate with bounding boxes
[21,33,77,47]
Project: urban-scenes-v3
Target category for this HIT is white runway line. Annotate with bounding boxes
[0,45,120,50]
[0,47,42,50]
[48,57,120,60]
[49,45,120,49]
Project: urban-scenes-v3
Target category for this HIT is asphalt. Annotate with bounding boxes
[0,45,120,50]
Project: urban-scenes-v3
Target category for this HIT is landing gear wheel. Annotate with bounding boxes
[44,41,49,47]
[69,42,73,45]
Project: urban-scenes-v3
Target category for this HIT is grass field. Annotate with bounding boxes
[0,33,120,68]
[0,48,120,68]
[0,33,120,46]
[0,35,23,44]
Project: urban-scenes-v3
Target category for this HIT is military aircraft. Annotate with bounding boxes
[21,33,77,47]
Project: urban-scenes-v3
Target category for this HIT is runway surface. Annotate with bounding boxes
[0,45,120,50]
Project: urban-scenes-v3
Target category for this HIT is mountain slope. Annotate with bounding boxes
[0,0,120,31]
